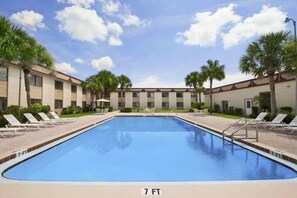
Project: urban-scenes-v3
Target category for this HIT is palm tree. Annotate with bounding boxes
[0,16,19,67]
[96,70,118,99]
[284,38,297,114]
[14,28,54,106]
[83,75,100,110]
[185,72,205,103]
[201,60,225,114]
[240,31,290,114]
[117,74,132,110]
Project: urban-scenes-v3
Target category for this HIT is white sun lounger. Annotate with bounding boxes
[38,112,65,124]
[49,112,75,122]
[268,116,297,130]
[24,113,56,126]
[3,114,41,129]
[0,127,25,137]
[259,114,287,128]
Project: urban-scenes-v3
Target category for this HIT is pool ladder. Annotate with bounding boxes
[222,118,259,143]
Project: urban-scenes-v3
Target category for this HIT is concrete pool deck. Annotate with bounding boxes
[0,112,297,198]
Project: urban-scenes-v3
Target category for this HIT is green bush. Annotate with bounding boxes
[250,106,259,118]
[192,102,205,110]
[228,106,234,115]
[234,108,243,116]
[62,106,75,115]
[280,107,293,114]
[41,105,51,114]
[75,106,82,113]
[0,114,8,127]
[283,113,295,124]
[213,103,221,113]
[120,107,132,112]
[108,106,113,112]
[28,103,42,116]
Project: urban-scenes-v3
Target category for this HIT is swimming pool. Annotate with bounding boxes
[1,116,297,182]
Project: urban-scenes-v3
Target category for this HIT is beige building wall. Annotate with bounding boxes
[7,66,27,107]
[63,83,71,107]
[77,86,82,107]
[0,82,7,97]
[42,76,55,110]
[154,92,162,109]
[204,81,295,114]
[183,92,191,109]
[110,92,118,110]
[139,92,147,108]
[169,92,176,109]
[125,92,133,108]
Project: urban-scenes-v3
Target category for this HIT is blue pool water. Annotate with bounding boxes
[3,117,297,181]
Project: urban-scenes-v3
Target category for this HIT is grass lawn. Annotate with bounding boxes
[211,113,250,120]
[60,112,96,118]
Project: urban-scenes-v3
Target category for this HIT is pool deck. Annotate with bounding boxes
[0,112,297,198]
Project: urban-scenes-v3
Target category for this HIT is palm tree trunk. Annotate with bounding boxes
[23,69,31,107]
[209,80,213,114]
[198,92,201,103]
[90,91,94,111]
[268,74,276,114]
[194,86,198,104]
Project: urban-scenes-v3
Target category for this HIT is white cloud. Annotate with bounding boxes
[107,22,123,46]
[108,36,123,46]
[120,14,142,26]
[74,58,84,64]
[133,75,185,88]
[100,0,120,14]
[57,0,94,8]
[99,0,146,27]
[91,56,115,70]
[222,6,287,49]
[204,73,254,88]
[55,6,108,43]
[176,4,241,46]
[134,75,159,87]
[55,62,77,74]
[9,10,46,31]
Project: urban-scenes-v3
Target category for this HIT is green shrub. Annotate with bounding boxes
[283,113,295,124]
[228,106,234,115]
[28,103,42,116]
[7,105,20,116]
[234,108,243,116]
[213,103,220,113]
[75,106,82,113]
[250,106,259,118]
[62,106,75,114]
[120,107,132,112]
[192,102,205,110]
[108,106,113,112]
[280,107,293,114]
[41,105,51,114]
[0,114,8,127]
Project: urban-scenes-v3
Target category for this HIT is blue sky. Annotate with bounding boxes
[0,0,296,88]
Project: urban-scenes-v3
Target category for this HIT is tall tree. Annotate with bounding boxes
[201,60,225,114]
[284,38,297,114]
[117,74,132,110]
[240,31,290,114]
[96,70,118,99]
[185,72,205,103]
[83,75,101,110]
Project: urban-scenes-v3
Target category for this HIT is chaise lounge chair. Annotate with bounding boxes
[0,127,25,138]
[49,112,76,122]
[267,116,297,131]
[24,113,56,126]
[259,113,287,128]
[3,114,41,129]
[38,112,65,124]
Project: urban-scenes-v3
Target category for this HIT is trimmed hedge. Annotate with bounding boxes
[120,107,132,112]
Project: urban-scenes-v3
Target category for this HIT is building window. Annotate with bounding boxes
[118,92,125,97]
[222,100,228,112]
[162,92,169,98]
[133,92,139,98]
[0,67,8,81]
[147,92,154,98]
[29,75,43,87]
[55,99,63,109]
[147,102,154,108]
[0,97,7,111]
[82,88,86,94]
[30,98,42,105]
[176,92,183,98]
[71,85,77,93]
[55,81,63,90]
[191,93,196,98]
[118,102,125,108]
[71,101,76,107]
[82,101,87,109]
[133,102,140,108]
[162,102,169,108]
[177,102,183,108]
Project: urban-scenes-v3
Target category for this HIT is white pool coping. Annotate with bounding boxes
[0,115,296,198]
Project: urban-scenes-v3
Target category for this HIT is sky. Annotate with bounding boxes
[0,0,296,88]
